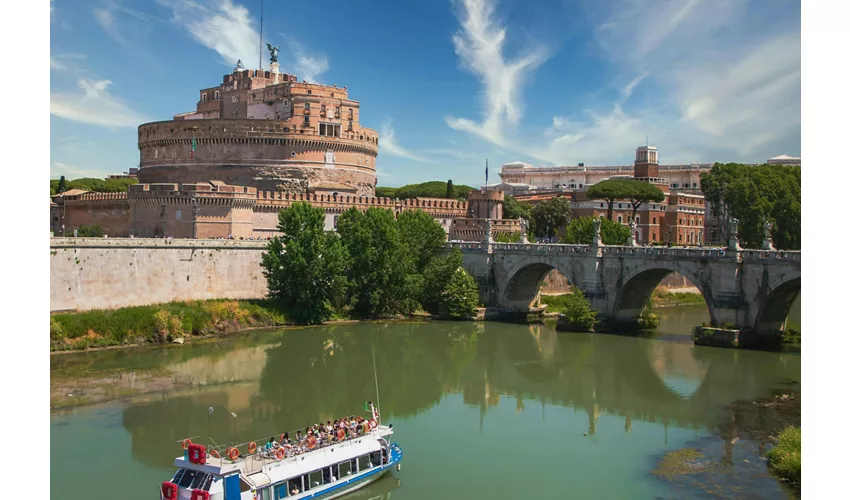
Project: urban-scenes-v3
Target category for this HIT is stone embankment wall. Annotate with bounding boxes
[50,238,268,312]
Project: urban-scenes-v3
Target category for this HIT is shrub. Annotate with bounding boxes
[441,268,480,319]
[554,290,597,332]
[766,426,800,489]
[50,317,66,341]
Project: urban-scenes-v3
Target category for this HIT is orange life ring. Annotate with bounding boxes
[275,448,285,460]
[248,441,257,454]
[336,428,345,441]
[307,437,317,449]
[209,449,220,459]
[227,447,239,461]
[182,438,192,450]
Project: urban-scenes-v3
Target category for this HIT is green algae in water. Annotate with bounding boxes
[652,448,718,480]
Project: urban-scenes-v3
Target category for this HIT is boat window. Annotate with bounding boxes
[357,455,371,471]
[338,460,352,477]
[201,475,214,491]
[370,451,381,467]
[258,487,272,500]
[172,469,186,485]
[330,464,340,480]
[296,475,308,492]
[178,469,199,488]
[322,466,332,484]
[274,483,288,498]
[189,472,209,490]
[308,470,323,489]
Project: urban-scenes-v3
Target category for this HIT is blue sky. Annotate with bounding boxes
[50,0,801,187]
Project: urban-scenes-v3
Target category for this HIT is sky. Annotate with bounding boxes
[49,0,801,187]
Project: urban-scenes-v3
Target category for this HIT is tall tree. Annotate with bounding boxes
[503,195,536,236]
[261,202,349,325]
[587,179,631,220]
[560,216,630,245]
[57,176,67,194]
[397,209,447,273]
[624,182,665,221]
[701,163,800,249]
[422,247,465,314]
[446,180,455,199]
[337,207,410,317]
[532,196,571,239]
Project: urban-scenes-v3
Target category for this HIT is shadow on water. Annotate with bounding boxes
[51,307,800,499]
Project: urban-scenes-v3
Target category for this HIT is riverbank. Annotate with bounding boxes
[50,299,290,352]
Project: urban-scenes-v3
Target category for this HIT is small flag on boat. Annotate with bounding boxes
[364,402,370,411]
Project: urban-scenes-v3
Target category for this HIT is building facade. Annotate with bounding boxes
[137,63,379,196]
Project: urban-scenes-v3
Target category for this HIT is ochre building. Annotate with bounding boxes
[137,63,379,196]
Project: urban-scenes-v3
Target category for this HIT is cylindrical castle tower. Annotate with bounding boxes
[137,67,379,196]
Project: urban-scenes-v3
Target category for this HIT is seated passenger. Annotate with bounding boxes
[266,437,276,451]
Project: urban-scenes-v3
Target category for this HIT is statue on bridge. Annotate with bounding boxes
[627,219,639,247]
[591,218,604,248]
[762,219,776,251]
[727,218,741,251]
[519,218,529,244]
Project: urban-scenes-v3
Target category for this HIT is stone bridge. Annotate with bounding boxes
[449,237,801,337]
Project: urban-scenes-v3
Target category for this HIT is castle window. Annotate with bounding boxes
[652,217,656,224]
[348,108,353,119]
[321,104,326,114]
[214,91,220,99]
[304,116,310,126]
[617,215,623,223]
[635,216,640,224]
[307,89,312,94]
[201,93,207,102]
[305,102,311,111]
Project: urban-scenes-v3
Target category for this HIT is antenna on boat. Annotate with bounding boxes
[208,406,213,443]
[371,342,381,423]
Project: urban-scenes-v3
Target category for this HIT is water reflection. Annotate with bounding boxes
[108,316,798,471]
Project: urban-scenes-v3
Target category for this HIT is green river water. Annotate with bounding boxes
[50,305,800,499]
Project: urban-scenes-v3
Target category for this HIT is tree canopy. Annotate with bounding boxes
[531,196,571,239]
[560,216,630,245]
[50,176,138,196]
[587,179,665,220]
[503,196,536,236]
[260,202,349,324]
[376,180,474,201]
[700,163,800,250]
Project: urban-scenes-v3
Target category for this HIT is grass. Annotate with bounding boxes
[651,286,706,307]
[50,299,287,351]
[765,426,801,489]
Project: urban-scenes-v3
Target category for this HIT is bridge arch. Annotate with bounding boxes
[614,261,713,325]
[499,256,587,311]
[754,276,800,334]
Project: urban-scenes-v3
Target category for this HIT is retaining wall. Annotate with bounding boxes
[50,238,269,312]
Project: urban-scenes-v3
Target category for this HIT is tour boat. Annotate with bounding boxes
[159,403,402,500]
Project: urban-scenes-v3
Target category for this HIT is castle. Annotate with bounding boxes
[137,60,379,196]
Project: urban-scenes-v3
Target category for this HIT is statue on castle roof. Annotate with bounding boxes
[266,43,280,63]
[235,59,244,71]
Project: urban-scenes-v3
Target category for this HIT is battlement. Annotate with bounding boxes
[253,190,467,215]
[468,189,505,201]
[71,192,129,203]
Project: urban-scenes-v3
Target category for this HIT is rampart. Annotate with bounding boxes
[50,238,268,312]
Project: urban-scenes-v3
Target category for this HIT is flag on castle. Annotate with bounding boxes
[485,159,489,185]
[191,136,197,160]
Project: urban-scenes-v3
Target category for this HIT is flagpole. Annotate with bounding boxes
[259,0,264,71]
[485,159,489,187]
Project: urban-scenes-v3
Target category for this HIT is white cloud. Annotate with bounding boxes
[51,162,110,180]
[445,0,548,147]
[50,53,86,72]
[51,78,150,128]
[159,0,329,76]
[380,122,429,162]
[289,40,328,82]
[449,0,800,167]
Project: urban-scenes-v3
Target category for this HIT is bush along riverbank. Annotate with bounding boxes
[50,300,287,352]
[766,426,801,490]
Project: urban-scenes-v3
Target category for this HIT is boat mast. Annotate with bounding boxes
[371,342,381,422]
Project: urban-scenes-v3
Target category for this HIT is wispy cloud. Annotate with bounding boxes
[51,161,111,180]
[445,0,549,147]
[158,0,329,78]
[51,78,150,128]
[448,0,800,167]
[288,40,329,82]
[380,122,429,162]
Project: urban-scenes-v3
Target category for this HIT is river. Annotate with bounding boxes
[50,305,800,499]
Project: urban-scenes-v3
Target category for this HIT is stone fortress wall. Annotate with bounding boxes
[50,238,269,312]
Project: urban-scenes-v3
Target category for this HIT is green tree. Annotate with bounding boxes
[623,182,665,221]
[375,181,474,200]
[396,210,447,273]
[561,216,630,245]
[700,163,800,249]
[422,247,464,314]
[587,179,665,221]
[503,195,536,235]
[76,224,104,237]
[57,176,67,194]
[261,202,349,325]
[337,207,410,317]
[556,288,597,332]
[494,231,521,243]
[446,180,455,199]
[531,196,571,239]
[442,267,480,319]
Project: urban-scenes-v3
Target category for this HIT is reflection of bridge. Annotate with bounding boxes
[119,322,799,469]
[450,241,801,335]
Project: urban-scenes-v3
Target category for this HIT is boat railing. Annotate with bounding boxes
[184,421,383,470]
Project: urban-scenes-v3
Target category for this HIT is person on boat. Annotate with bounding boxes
[266,437,276,451]
[281,432,290,445]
